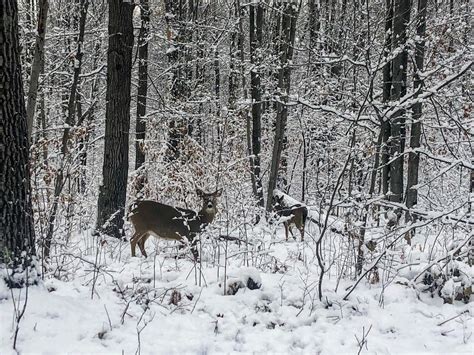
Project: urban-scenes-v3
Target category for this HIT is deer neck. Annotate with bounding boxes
[198,208,216,225]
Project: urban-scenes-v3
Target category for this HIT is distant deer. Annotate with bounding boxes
[273,195,308,242]
[129,188,222,259]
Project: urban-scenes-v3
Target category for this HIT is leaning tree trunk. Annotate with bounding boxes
[135,0,150,196]
[25,0,49,142]
[266,1,298,212]
[249,2,265,208]
[406,0,428,221]
[0,0,37,287]
[96,0,134,238]
[389,0,411,203]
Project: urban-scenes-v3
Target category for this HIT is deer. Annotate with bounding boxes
[272,195,308,242]
[129,188,222,259]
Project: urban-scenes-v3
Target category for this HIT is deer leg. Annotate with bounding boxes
[131,232,144,257]
[176,238,189,259]
[288,225,296,240]
[190,242,199,261]
[284,223,289,241]
[299,225,305,242]
[138,233,149,258]
[189,235,199,261]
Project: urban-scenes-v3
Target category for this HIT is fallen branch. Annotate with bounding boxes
[437,310,470,326]
[218,234,254,245]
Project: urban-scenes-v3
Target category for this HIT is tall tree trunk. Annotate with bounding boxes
[214,48,221,113]
[96,0,134,238]
[135,0,150,196]
[249,2,265,208]
[469,157,473,219]
[237,1,247,100]
[381,0,393,198]
[164,0,193,162]
[228,0,242,110]
[389,0,411,203]
[406,0,427,219]
[228,12,238,109]
[266,1,298,212]
[26,0,49,142]
[308,0,320,53]
[447,0,454,52]
[0,0,36,286]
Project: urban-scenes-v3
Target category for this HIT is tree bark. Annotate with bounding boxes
[26,0,49,143]
[389,0,411,203]
[135,0,150,196]
[266,1,298,212]
[308,0,320,53]
[381,0,393,198]
[228,19,238,109]
[469,156,473,218]
[96,0,134,238]
[406,0,427,219]
[164,0,193,162]
[249,2,265,208]
[0,0,36,286]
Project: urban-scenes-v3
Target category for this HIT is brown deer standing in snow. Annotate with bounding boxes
[273,195,308,242]
[129,188,222,259]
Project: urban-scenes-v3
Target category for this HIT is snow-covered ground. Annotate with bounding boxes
[1,226,472,354]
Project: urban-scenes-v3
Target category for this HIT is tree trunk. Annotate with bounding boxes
[406,0,427,220]
[469,156,473,219]
[389,0,410,203]
[381,0,393,198]
[26,0,49,142]
[164,0,193,162]
[214,48,221,113]
[228,14,238,109]
[135,0,150,196]
[249,2,265,208]
[0,0,36,286]
[308,0,320,53]
[266,1,298,212]
[96,0,134,238]
[237,1,247,100]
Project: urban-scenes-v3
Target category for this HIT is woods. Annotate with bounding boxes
[0,0,472,353]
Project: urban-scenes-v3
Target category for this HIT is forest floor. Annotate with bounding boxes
[1,226,472,354]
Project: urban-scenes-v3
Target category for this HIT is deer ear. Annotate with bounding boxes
[215,189,222,197]
[196,188,204,198]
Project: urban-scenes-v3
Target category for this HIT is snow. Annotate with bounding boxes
[1,229,472,354]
